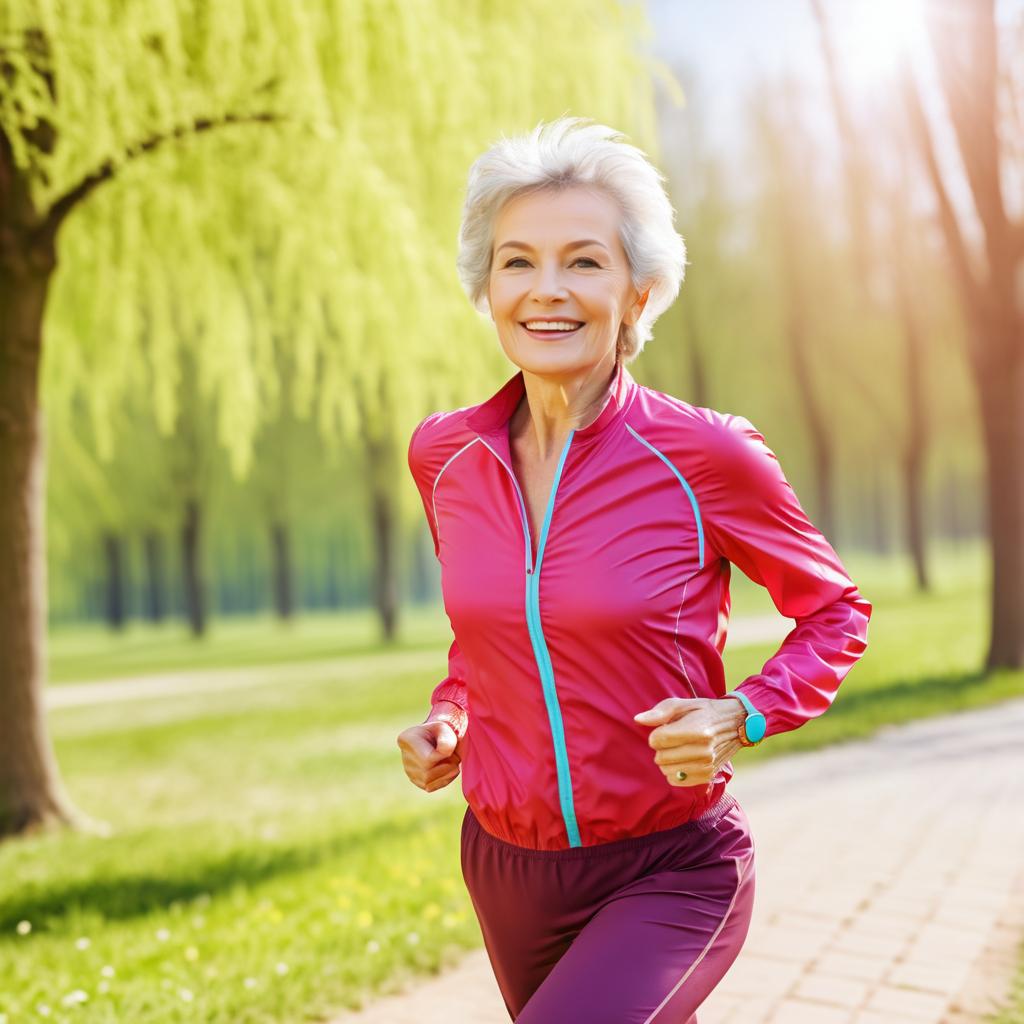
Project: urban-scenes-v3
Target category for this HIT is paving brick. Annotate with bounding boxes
[864,983,950,1019]
[885,960,969,997]
[793,971,870,1009]
[767,997,855,1022]
[850,1013,925,1024]
[830,928,909,959]
[713,953,803,998]
[717,994,779,1023]
[813,950,891,984]
[742,923,835,960]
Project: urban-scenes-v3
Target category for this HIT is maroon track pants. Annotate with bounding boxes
[460,791,756,1023]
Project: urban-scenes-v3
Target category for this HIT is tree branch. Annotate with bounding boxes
[899,60,988,330]
[44,109,288,235]
[925,2,1009,268]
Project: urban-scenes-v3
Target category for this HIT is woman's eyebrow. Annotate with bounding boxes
[495,239,610,254]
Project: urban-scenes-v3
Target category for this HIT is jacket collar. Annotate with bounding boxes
[466,359,638,442]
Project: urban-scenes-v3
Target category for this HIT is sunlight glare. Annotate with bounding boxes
[837,0,930,88]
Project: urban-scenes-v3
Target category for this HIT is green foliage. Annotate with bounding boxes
[2,0,667,470]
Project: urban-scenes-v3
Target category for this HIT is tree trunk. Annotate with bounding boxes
[786,298,836,543]
[974,347,1024,670]
[142,529,166,622]
[270,520,294,620]
[103,530,127,629]
[868,465,890,554]
[368,461,398,642]
[0,249,84,837]
[682,297,709,408]
[325,536,341,609]
[181,497,206,637]
[895,245,931,592]
[900,2,1024,669]
[766,89,837,544]
[940,464,965,543]
[356,376,400,642]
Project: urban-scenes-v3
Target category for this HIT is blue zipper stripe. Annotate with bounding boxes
[525,430,581,847]
[626,425,705,569]
[481,430,581,848]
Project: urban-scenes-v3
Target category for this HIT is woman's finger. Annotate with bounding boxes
[425,768,460,792]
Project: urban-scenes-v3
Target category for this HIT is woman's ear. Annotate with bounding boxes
[626,285,652,325]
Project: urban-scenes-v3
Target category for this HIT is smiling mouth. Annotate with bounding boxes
[520,321,585,338]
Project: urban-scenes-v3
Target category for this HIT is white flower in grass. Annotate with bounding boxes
[16,920,31,935]
[61,990,88,1007]
[185,946,200,962]
[75,937,91,950]
[36,1005,51,1017]
[0,1012,8,1023]
[366,940,380,954]
[243,977,258,990]
[275,962,289,976]
[100,965,115,978]
[98,981,110,995]
[406,932,420,945]
[155,928,170,942]
[179,989,194,1003]
[192,914,206,929]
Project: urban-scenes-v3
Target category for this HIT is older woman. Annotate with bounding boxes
[397,117,871,1023]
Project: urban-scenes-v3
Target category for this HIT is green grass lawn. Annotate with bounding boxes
[44,606,451,685]
[2,539,1021,1022]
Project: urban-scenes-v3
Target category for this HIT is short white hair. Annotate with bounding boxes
[456,116,688,364]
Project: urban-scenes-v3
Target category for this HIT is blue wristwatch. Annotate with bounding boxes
[727,690,767,747]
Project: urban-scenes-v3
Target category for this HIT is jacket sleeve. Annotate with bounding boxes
[699,413,872,739]
[408,414,470,740]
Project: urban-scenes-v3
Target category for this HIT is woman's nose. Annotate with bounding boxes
[529,263,570,302]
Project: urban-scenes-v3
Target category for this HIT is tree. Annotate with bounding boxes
[810,0,934,590]
[0,1,666,837]
[901,0,1024,669]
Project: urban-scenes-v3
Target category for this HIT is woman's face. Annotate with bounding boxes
[487,185,648,379]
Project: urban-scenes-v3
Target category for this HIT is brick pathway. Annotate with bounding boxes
[329,697,1024,1023]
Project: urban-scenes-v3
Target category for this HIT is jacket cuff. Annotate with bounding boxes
[424,699,469,740]
[730,677,777,738]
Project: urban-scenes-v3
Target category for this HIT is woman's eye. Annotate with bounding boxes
[502,257,600,268]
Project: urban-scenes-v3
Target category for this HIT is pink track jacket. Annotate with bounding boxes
[407,360,872,851]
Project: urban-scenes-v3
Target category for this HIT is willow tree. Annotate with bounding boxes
[0,0,668,837]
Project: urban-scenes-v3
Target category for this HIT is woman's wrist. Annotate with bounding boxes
[425,699,469,740]
[721,695,747,727]
[720,695,751,746]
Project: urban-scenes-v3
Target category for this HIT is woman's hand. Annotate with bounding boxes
[397,720,465,793]
[633,697,746,788]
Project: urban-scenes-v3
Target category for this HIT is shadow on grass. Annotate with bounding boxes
[0,808,454,934]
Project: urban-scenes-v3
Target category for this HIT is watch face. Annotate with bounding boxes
[746,713,767,743]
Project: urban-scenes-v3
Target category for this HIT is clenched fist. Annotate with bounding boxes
[397,719,466,793]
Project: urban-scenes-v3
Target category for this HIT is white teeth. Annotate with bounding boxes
[524,321,582,331]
